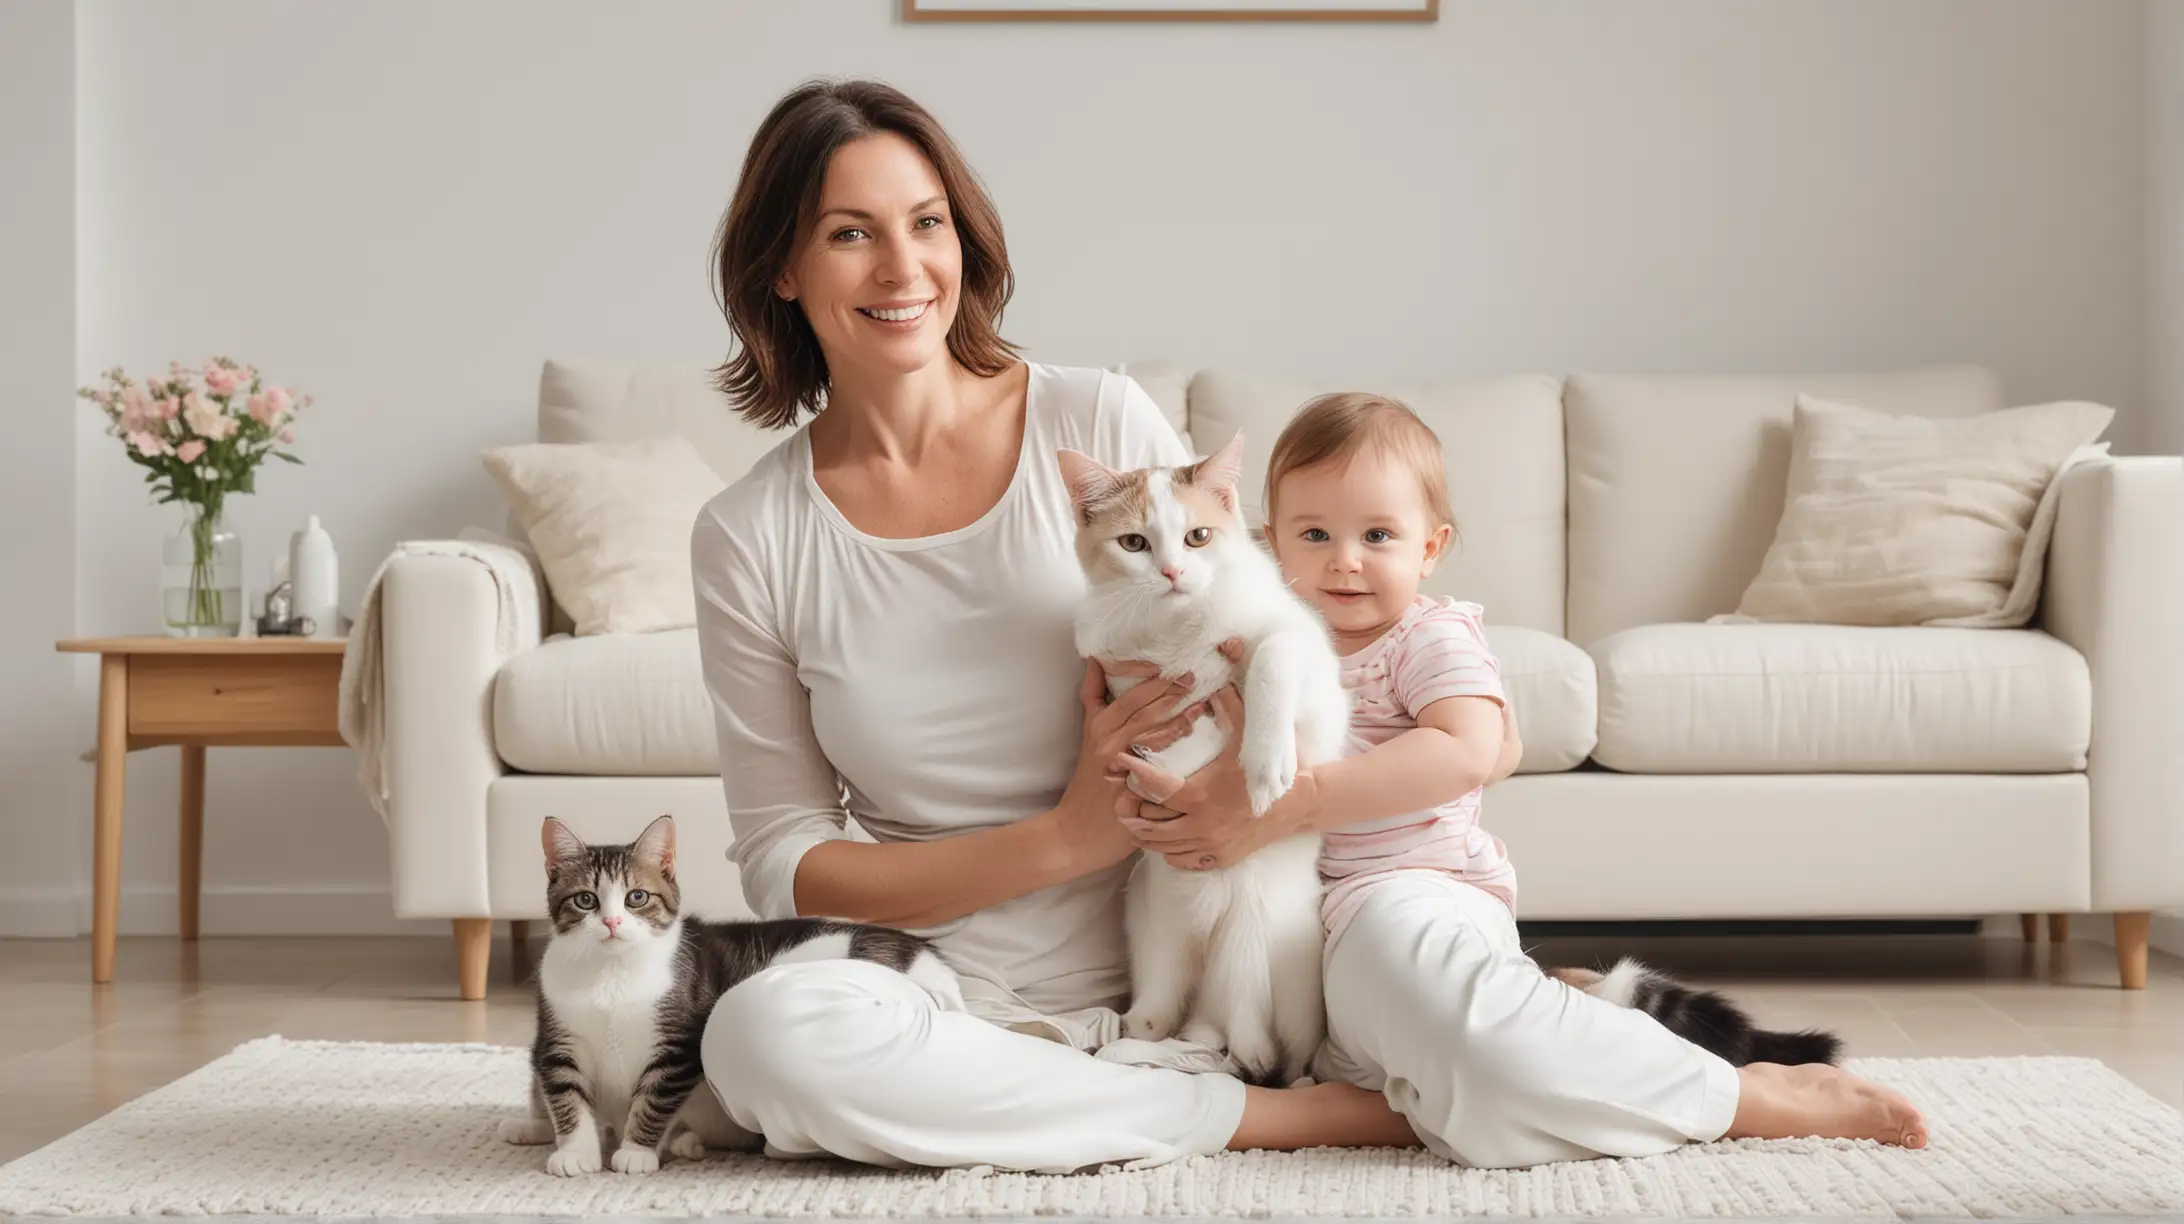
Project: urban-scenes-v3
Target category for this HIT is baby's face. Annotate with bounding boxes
[1268,450,1450,651]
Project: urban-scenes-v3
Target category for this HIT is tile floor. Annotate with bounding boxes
[1,928,2178,1165]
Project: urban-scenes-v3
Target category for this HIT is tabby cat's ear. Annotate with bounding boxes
[542,818,587,871]
[631,815,676,874]
[1185,432,1245,514]
[1056,449,1126,522]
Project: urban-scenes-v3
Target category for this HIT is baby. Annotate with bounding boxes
[1258,393,1843,1072]
[1256,392,1522,935]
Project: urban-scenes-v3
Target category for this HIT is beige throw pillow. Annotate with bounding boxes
[1722,395,2114,628]
[482,436,725,635]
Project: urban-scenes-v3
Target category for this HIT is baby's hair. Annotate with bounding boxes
[1262,391,1458,535]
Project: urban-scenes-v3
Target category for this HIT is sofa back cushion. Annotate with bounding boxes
[1181,369,1568,636]
[538,359,788,482]
[1563,366,2002,645]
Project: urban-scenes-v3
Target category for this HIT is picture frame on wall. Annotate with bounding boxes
[903,0,1437,21]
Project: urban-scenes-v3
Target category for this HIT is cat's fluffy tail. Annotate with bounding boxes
[1549,957,1843,1068]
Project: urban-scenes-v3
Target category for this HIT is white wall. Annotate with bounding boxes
[6,0,2151,936]
[0,2,85,936]
[2150,0,2184,455]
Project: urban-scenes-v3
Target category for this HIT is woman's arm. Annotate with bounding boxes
[697,503,1205,926]
[792,662,1202,928]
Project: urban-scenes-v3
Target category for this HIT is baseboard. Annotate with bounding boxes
[0,884,446,938]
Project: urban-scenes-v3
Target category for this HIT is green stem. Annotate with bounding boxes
[190,499,224,628]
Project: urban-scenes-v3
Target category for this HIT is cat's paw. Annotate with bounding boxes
[611,1145,661,1175]
[1123,1008,1178,1043]
[546,1144,603,1177]
[1240,734,1298,817]
[498,1117,555,1146]
[666,1130,708,1162]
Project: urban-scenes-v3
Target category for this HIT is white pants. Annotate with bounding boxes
[699,877,1739,1172]
[700,958,1245,1173]
[1318,872,1741,1167]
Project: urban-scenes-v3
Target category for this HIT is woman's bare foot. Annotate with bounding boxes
[1726,1062,1928,1149]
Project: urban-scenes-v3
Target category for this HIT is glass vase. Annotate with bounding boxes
[162,505,243,638]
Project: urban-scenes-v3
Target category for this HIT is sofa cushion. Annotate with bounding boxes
[1485,626,1596,774]
[494,629,715,775]
[1563,366,2003,646]
[1182,368,1569,636]
[1590,623,2090,773]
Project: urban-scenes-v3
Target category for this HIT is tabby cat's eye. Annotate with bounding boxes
[1185,527,1213,547]
[1118,533,1149,552]
[626,889,650,907]
[572,891,598,911]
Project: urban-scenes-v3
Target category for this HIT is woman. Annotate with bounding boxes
[692,78,1926,1171]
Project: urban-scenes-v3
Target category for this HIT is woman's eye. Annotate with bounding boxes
[573,892,597,911]
[915,214,944,230]
[831,227,868,243]
[1302,528,1330,543]
[1185,527,1212,547]
[626,889,649,907]
[1118,533,1149,552]
[1364,529,1392,544]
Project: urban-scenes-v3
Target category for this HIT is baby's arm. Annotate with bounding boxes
[1286,694,1504,835]
[1487,704,1523,784]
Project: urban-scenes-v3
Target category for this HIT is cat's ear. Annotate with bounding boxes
[631,815,676,874]
[1056,449,1126,522]
[1185,432,1246,513]
[542,818,587,872]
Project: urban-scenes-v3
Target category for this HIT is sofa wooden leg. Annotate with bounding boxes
[454,918,491,1001]
[2020,913,2040,941]
[510,920,531,983]
[2047,913,2070,943]
[2115,912,2151,990]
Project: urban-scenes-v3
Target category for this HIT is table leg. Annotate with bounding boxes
[179,745,205,941]
[92,655,129,984]
[510,920,530,982]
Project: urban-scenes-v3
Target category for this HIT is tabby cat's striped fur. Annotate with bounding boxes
[499,815,963,1176]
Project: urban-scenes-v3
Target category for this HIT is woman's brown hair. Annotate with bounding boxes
[711,79,1019,430]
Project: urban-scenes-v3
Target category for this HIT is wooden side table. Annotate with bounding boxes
[55,636,347,984]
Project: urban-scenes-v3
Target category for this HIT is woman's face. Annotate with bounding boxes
[778,132,963,384]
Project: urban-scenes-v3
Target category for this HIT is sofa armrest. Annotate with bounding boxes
[2042,456,2184,911]
[382,546,546,917]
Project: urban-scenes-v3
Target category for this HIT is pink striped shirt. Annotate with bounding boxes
[1319,596,1517,937]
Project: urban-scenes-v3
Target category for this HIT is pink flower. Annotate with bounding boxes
[175,439,206,463]
[156,397,179,420]
[278,427,295,443]
[247,386,295,425]
[129,431,169,457]
[181,392,233,439]
[204,364,245,396]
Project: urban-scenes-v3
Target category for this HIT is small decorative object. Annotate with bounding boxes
[288,514,341,639]
[255,579,316,637]
[80,358,313,638]
[903,0,1435,20]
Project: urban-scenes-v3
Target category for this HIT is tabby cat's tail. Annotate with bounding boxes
[1550,957,1843,1068]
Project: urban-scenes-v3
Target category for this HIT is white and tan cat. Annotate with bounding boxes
[1058,434,1349,1086]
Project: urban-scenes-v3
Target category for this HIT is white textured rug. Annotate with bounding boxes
[1,1037,2181,1219]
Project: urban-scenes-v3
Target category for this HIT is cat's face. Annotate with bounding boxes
[539,816,681,950]
[1058,433,1247,602]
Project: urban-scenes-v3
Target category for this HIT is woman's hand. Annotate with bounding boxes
[1050,659,1205,876]
[1110,685,1316,872]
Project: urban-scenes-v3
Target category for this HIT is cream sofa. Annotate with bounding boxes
[379,359,2184,998]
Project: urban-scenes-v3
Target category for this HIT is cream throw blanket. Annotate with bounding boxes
[337,529,546,823]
